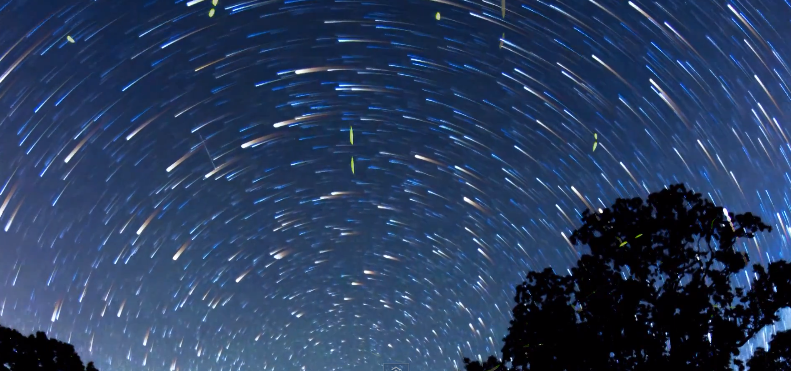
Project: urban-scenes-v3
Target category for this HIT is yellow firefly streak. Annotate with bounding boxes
[212,0,218,5]
[501,0,505,18]
[351,157,355,174]
[435,12,440,20]
[593,133,598,152]
[66,36,75,43]
[209,8,215,17]
[350,126,353,144]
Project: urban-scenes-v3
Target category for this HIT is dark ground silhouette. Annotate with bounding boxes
[0,324,99,371]
[463,184,791,371]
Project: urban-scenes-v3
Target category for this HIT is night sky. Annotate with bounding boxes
[0,0,790,370]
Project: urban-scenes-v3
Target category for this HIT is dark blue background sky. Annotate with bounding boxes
[0,0,790,370]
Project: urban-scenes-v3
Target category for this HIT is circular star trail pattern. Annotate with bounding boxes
[1,0,790,370]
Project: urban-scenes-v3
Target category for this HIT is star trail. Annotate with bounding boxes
[0,0,790,370]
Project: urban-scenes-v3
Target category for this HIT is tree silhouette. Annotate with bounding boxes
[463,184,791,371]
[463,355,504,371]
[0,324,99,371]
[747,329,791,370]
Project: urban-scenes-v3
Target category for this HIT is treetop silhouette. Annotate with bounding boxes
[0,323,99,371]
[464,184,791,371]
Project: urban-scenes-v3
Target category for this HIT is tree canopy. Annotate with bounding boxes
[463,184,791,371]
[0,324,99,371]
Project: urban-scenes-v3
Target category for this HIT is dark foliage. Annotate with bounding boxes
[0,324,99,371]
[463,184,791,371]
[463,355,504,371]
[748,330,791,371]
